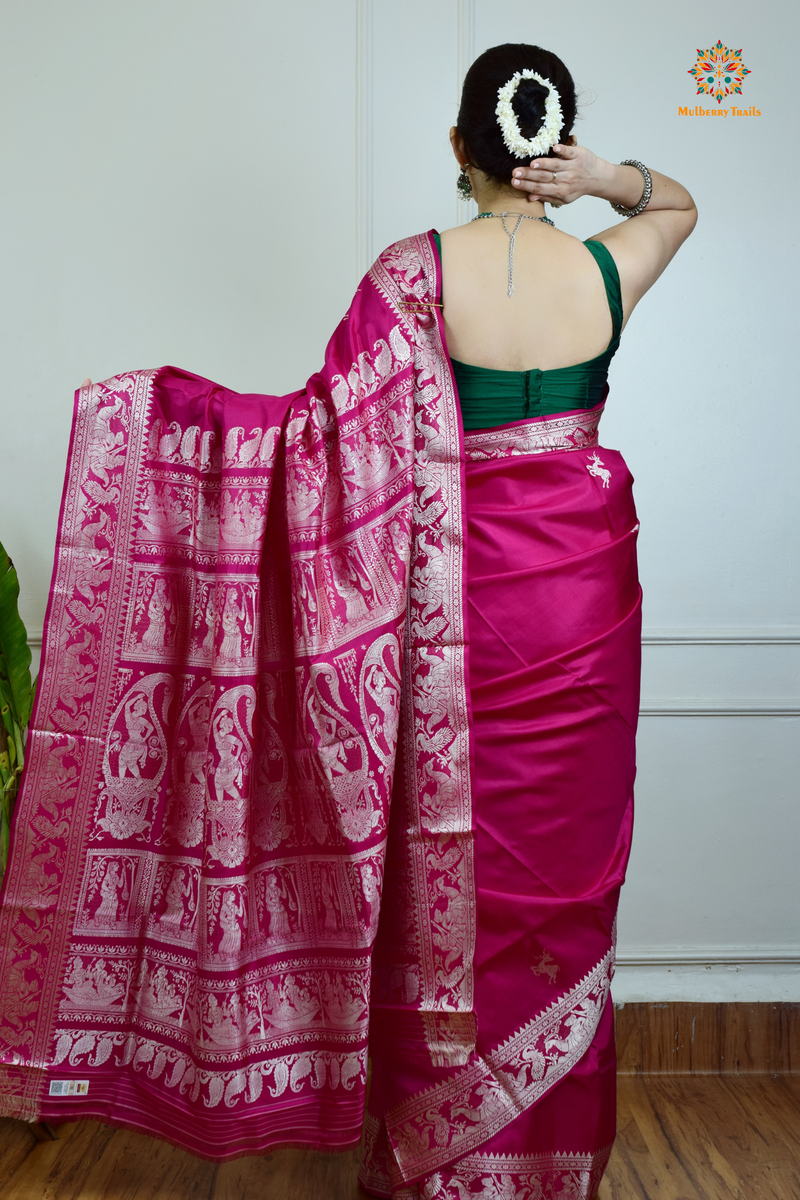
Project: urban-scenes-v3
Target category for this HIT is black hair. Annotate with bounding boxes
[456,43,577,183]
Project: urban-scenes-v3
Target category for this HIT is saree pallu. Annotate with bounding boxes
[0,232,640,1198]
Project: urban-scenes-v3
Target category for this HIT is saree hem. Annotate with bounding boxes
[376,950,613,1185]
[38,1105,364,1164]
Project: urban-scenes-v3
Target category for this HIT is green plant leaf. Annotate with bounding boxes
[0,684,14,732]
[0,746,11,787]
[0,540,33,729]
[1,773,17,882]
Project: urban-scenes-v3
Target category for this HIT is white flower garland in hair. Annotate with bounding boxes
[495,70,563,159]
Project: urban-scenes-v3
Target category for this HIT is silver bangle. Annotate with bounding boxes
[611,160,652,217]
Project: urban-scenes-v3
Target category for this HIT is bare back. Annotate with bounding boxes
[440,220,626,372]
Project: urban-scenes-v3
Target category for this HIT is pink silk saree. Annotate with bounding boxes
[0,232,640,1199]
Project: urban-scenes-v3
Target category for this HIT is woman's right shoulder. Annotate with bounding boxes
[583,207,697,315]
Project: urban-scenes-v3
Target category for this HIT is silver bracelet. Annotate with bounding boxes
[611,160,652,217]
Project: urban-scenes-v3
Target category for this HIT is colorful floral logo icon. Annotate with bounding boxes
[688,41,751,105]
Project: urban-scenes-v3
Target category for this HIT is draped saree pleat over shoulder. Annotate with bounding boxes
[0,232,640,1199]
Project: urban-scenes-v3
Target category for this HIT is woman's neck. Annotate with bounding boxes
[471,179,547,220]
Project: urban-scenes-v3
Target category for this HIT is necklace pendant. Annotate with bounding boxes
[470,210,555,296]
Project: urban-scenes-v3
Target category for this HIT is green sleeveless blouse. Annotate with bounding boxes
[431,232,623,431]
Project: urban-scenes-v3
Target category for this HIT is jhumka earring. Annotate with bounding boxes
[457,167,473,200]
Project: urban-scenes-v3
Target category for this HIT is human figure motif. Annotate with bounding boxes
[307,691,352,780]
[306,686,376,841]
[544,996,602,1056]
[360,861,381,934]
[139,482,191,540]
[87,397,125,486]
[184,696,211,785]
[218,889,246,956]
[63,957,126,1006]
[329,550,372,625]
[288,461,322,518]
[73,549,112,610]
[365,664,400,750]
[451,1078,508,1125]
[218,586,250,663]
[158,867,193,935]
[195,487,220,545]
[117,694,153,778]
[295,559,318,642]
[387,514,408,555]
[58,629,96,718]
[140,577,175,652]
[205,993,241,1043]
[224,491,264,539]
[321,973,362,1025]
[138,482,166,537]
[265,974,319,1027]
[64,957,88,994]
[212,711,244,810]
[144,965,181,1017]
[263,873,296,940]
[93,860,127,925]
[198,590,216,656]
[318,867,340,933]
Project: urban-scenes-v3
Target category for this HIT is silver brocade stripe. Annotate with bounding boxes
[385,949,614,1184]
[395,1145,614,1200]
[369,234,476,1018]
[0,371,156,1119]
[463,404,603,462]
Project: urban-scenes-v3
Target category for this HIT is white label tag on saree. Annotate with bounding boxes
[48,1080,89,1096]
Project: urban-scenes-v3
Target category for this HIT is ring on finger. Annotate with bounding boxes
[552,171,557,183]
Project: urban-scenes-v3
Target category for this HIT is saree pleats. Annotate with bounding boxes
[360,432,641,1198]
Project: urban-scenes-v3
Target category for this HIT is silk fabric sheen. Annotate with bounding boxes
[0,233,640,1200]
[361,423,640,1198]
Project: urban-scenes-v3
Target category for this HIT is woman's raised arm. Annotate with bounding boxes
[511,144,697,320]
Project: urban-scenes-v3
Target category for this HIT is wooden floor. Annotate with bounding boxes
[606,1075,800,1199]
[1,1074,798,1199]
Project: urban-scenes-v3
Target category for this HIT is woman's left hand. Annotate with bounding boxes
[511,142,611,206]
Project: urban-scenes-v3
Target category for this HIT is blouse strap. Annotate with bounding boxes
[583,239,623,342]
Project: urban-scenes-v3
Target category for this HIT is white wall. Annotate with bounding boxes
[2,0,797,1001]
[2,0,358,615]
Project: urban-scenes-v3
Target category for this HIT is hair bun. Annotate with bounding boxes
[513,77,549,140]
[456,44,576,183]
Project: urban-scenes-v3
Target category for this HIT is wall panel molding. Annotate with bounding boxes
[617,947,800,966]
[639,698,800,716]
[642,627,800,645]
[26,626,800,716]
[454,0,476,227]
[355,0,374,279]
[27,626,799,650]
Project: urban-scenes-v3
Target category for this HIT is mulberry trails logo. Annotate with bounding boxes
[681,40,758,118]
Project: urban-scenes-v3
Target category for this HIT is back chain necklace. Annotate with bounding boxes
[472,210,555,297]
